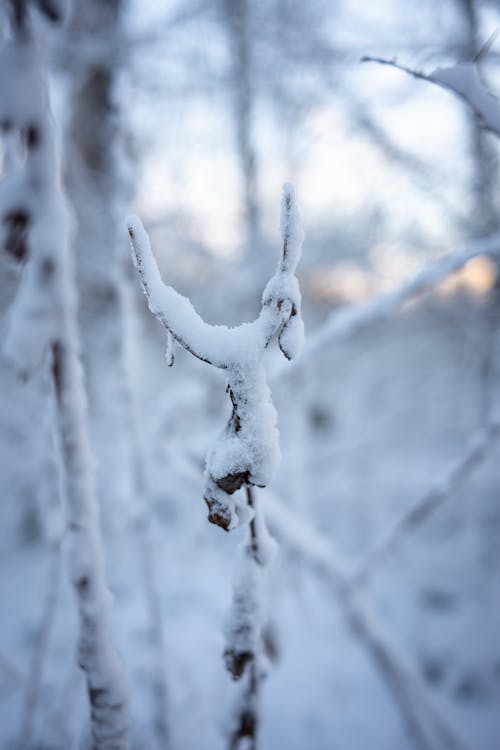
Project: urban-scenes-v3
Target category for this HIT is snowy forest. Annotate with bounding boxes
[1,0,500,748]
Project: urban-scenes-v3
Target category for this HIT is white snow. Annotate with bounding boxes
[128,182,305,530]
[430,63,500,137]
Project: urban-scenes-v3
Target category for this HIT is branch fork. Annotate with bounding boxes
[128,182,305,530]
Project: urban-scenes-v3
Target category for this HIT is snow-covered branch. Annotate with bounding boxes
[128,183,305,530]
[224,488,277,750]
[0,5,129,748]
[273,230,500,380]
[265,493,473,750]
[349,419,500,590]
[127,214,221,366]
[362,55,500,139]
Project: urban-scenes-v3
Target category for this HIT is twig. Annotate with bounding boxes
[349,420,500,589]
[225,488,275,750]
[473,29,500,64]
[128,183,305,531]
[361,55,429,82]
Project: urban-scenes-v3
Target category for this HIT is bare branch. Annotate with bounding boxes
[473,29,500,64]
[361,55,430,82]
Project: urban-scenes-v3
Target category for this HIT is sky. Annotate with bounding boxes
[124,0,500,281]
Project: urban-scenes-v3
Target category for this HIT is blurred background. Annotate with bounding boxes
[1,0,500,748]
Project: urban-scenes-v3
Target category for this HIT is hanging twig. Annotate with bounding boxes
[349,420,500,589]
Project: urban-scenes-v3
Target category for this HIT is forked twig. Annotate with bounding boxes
[128,183,305,531]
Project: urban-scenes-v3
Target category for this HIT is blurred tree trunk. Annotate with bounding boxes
[223,0,261,253]
[460,0,499,238]
[65,0,133,556]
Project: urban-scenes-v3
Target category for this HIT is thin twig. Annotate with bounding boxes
[361,55,429,82]
[226,487,266,750]
[473,29,500,63]
[265,493,473,750]
[349,420,500,590]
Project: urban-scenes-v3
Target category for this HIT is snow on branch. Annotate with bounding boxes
[265,492,474,750]
[224,488,277,749]
[0,3,65,374]
[0,5,129,748]
[129,186,303,745]
[128,183,305,531]
[272,231,500,381]
[362,55,500,139]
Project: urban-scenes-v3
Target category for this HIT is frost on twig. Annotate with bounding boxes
[361,55,500,138]
[223,488,277,750]
[0,5,129,748]
[128,182,304,530]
